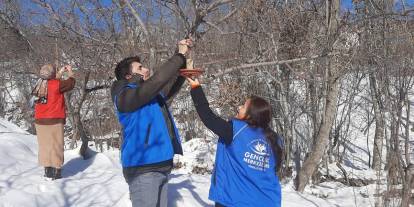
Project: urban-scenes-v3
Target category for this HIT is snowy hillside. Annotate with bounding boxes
[0,118,380,207]
[0,119,128,207]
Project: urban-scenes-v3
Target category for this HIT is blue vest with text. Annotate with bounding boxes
[115,83,182,167]
[209,119,281,207]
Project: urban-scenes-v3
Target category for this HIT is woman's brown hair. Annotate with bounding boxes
[245,96,284,175]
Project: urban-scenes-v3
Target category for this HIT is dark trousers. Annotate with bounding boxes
[215,203,225,207]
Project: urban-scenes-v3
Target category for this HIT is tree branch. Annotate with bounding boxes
[200,8,237,37]
[0,12,35,52]
[121,0,149,37]
[85,84,111,94]
[203,21,224,34]
[206,0,235,13]
[214,52,339,77]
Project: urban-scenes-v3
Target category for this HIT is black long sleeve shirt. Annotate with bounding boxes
[111,53,186,112]
[190,86,234,145]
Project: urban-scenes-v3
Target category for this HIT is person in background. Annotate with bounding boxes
[186,77,283,207]
[32,64,75,180]
[111,39,191,207]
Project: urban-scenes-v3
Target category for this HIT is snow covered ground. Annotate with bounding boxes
[0,118,381,207]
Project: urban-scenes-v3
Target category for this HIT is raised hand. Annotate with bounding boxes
[185,77,200,89]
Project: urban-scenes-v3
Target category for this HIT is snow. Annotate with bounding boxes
[0,118,382,207]
[174,138,216,174]
[0,121,127,207]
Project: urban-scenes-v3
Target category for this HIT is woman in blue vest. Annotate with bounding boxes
[186,78,283,207]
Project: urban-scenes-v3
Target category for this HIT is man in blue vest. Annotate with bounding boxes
[111,39,191,207]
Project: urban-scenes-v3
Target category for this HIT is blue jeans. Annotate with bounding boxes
[125,171,170,207]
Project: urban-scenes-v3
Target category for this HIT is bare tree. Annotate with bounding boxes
[295,0,344,192]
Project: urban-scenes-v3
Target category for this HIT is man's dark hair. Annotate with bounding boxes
[114,56,141,80]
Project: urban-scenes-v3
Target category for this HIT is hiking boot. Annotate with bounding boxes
[52,168,62,180]
[44,167,53,178]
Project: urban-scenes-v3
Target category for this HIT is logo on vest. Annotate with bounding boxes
[243,139,270,171]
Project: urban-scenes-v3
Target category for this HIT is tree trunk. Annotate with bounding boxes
[66,71,90,159]
[295,0,340,192]
[369,73,385,171]
[78,72,90,159]
[401,87,412,207]
[279,66,293,178]
[401,167,413,207]
[296,74,340,192]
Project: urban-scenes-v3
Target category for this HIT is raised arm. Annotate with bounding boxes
[163,76,186,105]
[116,54,185,112]
[57,65,75,93]
[190,85,233,145]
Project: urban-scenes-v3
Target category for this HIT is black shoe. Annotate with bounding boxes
[44,167,53,178]
[52,168,62,180]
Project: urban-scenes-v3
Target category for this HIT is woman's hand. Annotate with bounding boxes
[185,77,200,89]
[65,65,74,78]
[56,66,66,79]
[57,65,74,79]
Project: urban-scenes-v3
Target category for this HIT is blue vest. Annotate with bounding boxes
[209,119,281,207]
[115,83,182,167]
